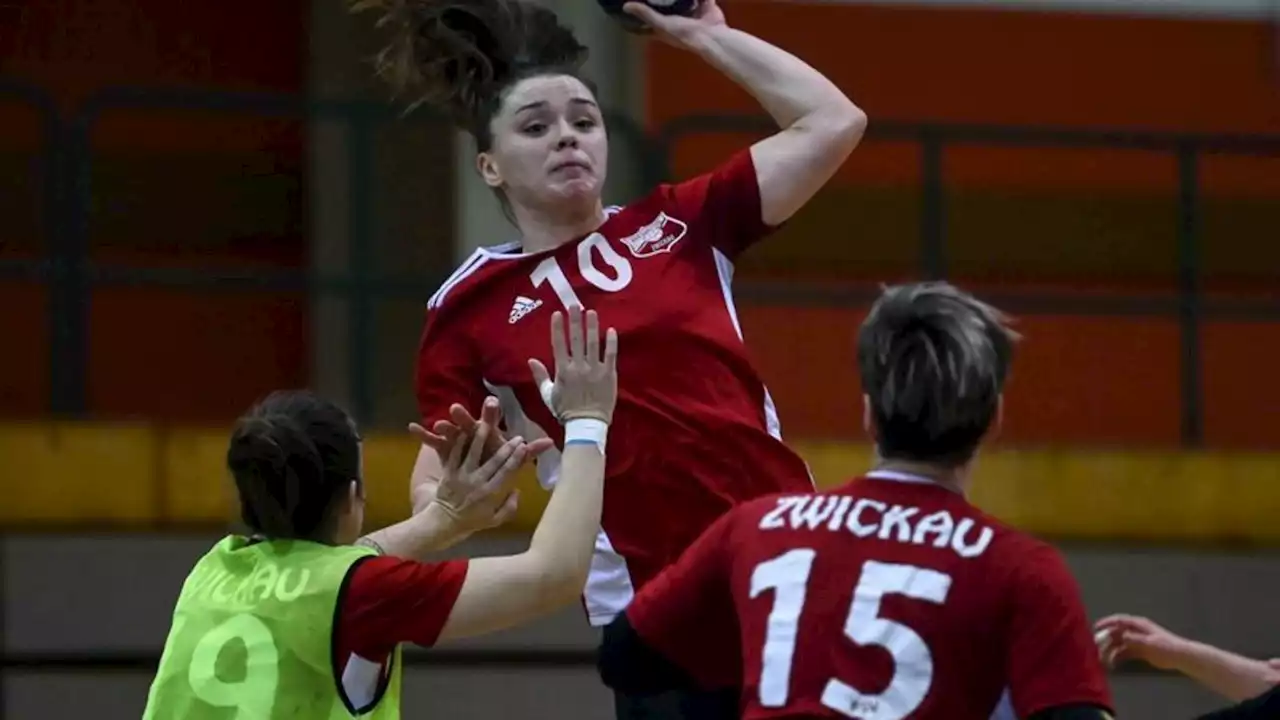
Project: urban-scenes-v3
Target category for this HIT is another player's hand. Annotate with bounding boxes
[622,0,727,49]
[410,419,525,535]
[416,396,555,465]
[528,306,619,425]
[1094,614,1192,671]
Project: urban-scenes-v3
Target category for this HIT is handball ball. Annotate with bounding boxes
[599,0,700,33]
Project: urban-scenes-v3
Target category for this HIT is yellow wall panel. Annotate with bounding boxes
[358,435,418,527]
[3,423,1279,545]
[0,423,158,524]
[161,429,236,524]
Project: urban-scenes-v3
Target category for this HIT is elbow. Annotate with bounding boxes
[527,550,591,609]
[829,100,868,155]
[800,99,866,161]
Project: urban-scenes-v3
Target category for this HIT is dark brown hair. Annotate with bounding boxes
[352,0,591,151]
[858,282,1018,466]
[226,390,363,542]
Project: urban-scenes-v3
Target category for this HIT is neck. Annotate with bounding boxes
[514,200,607,253]
[872,458,971,495]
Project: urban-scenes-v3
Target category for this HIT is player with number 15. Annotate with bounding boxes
[598,283,1116,720]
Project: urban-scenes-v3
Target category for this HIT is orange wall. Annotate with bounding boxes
[0,0,307,420]
[648,3,1280,134]
[650,3,1280,449]
[740,303,1280,449]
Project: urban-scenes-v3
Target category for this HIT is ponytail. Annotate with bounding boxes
[225,391,361,541]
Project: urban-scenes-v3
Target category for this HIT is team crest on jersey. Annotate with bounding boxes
[619,213,688,258]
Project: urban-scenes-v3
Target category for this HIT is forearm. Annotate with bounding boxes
[357,503,461,560]
[523,443,606,592]
[688,25,857,130]
[1171,641,1280,702]
[434,442,607,642]
[410,445,445,515]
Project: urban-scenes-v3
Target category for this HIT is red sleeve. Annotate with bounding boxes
[1004,543,1114,717]
[625,510,741,689]
[662,148,773,259]
[415,303,487,426]
[335,556,470,663]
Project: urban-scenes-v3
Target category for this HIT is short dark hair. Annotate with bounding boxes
[857,282,1017,466]
[352,0,591,152]
[225,390,362,541]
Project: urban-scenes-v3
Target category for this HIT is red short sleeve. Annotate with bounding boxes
[626,510,741,689]
[1004,544,1114,717]
[661,149,773,259]
[415,304,487,426]
[336,556,470,663]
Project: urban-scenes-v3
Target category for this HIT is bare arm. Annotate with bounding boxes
[361,434,525,560]
[433,306,619,642]
[410,444,445,516]
[437,441,605,641]
[1166,642,1280,702]
[628,1,866,227]
[1097,614,1280,702]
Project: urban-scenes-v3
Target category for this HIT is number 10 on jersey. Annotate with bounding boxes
[751,551,953,720]
[530,234,634,309]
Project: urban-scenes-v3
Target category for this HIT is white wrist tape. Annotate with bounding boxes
[564,418,608,454]
[538,378,556,413]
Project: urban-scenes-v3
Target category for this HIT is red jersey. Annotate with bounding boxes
[415,150,814,625]
[330,555,468,711]
[625,472,1114,720]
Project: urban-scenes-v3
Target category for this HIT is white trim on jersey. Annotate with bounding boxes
[711,246,784,441]
[340,653,384,712]
[484,378,637,627]
[866,469,965,495]
[472,206,626,260]
[584,530,638,626]
[989,689,1016,720]
[428,249,490,310]
[712,246,816,489]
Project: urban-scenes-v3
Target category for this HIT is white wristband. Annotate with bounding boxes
[564,418,608,454]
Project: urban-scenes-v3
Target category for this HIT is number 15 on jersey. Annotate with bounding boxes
[751,551,953,720]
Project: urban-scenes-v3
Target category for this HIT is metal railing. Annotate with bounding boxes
[3,81,1280,443]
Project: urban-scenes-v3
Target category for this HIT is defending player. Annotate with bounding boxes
[597,282,1116,720]
[349,0,865,714]
[143,306,616,719]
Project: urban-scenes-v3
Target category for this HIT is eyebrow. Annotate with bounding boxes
[514,98,599,114]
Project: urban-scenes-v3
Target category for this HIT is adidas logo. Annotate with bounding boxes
[509,295,543,324]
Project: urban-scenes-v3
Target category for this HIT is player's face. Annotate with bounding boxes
[479,74,608,215]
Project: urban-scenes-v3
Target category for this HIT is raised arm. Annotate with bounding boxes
[627,0,866,227]
[359,422,525,560]
[436,305,619,641]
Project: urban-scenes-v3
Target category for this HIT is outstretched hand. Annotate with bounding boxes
[1094,614,1191,671]
[408,419,524,537]
[411,396,556,463]
[528,306,619,424]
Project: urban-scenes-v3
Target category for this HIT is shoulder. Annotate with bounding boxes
[343,555,470,611]
[426,241,524,314]
[986,525,1077,594]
